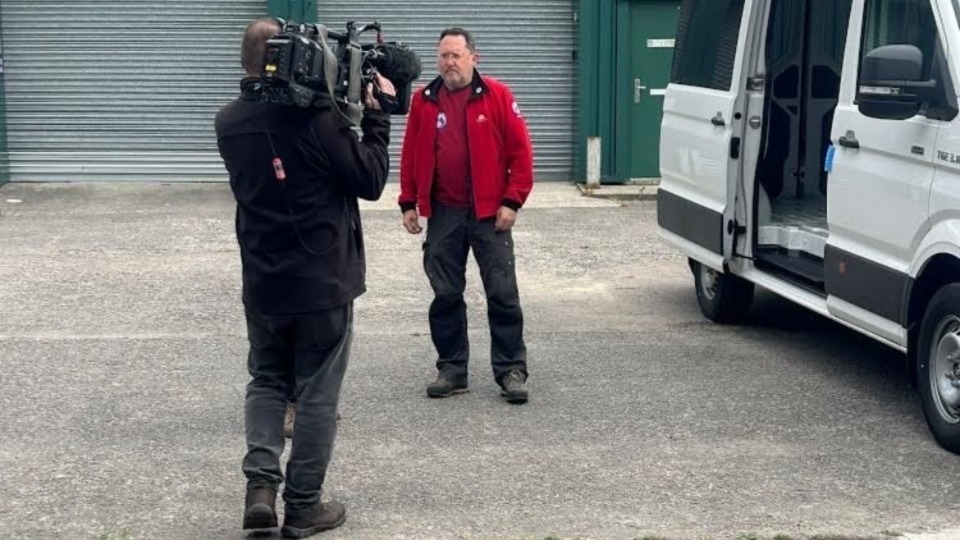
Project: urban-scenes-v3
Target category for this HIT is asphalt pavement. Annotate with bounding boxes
[1,182,958,540]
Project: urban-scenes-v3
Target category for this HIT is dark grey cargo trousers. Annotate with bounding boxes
[424,203,528,385]
[241,302,352,510]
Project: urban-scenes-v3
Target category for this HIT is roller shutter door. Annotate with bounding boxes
[318,0,576,181]
[0,1,262,181]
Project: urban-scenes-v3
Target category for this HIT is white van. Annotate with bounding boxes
[658,0,960,453]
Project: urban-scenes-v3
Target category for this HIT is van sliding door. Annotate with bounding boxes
[658,0,758,270]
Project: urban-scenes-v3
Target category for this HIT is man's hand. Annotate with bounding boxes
[402,209,422,234]
[495,206,518,232]
[364,73,397,111]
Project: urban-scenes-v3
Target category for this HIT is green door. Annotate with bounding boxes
[615,0,680,180]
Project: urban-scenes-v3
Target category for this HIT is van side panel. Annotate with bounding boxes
[659,84,739,224]
[658,0,752,265]
[657,188,724,254]
[826,0,940,331]
[824,246,911,326]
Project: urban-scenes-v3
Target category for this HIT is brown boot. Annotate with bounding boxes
[284,402,296,439]
[242,484,278,531]
[281,501,346,538]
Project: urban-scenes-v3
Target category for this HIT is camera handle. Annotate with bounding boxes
[316,25,341,102]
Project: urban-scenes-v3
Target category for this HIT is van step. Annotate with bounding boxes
[755,249,825,289]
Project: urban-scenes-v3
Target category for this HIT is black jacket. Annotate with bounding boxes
[215,79,390,313]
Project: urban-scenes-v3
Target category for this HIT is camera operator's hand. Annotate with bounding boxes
[402,209,422,234]
[364,73,397,112]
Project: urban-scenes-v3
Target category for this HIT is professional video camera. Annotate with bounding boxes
[262,19,422,124]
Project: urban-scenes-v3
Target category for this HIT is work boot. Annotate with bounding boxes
[500,370,528,404]
[426,376,468,398]
[284,402,296,439]
[242,484,278,531]
[281,501,347,538]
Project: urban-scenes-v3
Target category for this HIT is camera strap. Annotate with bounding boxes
[317,26,340,109]
[317,25,363,126]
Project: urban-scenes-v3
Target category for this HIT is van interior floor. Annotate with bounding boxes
[755,197,828,292]
[770,196,827,230]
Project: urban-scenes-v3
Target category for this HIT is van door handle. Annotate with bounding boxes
[838,131,860,149]
[711,113,726,127]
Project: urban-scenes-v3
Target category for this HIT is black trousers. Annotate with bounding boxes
[242,302,352,510]
[423,203,527,385]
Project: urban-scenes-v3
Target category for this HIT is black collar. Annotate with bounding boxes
[422,69,489,102]
[240,77,264,101]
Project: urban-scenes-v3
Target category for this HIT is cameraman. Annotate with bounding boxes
[215,17,394,538]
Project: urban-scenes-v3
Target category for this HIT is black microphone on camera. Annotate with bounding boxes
[366,42,422,114]
[369,43,422,86]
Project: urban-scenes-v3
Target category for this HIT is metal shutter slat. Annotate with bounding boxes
[318,0,575,181]
[1,0,262,181]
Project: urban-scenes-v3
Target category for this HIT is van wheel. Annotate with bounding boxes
[917,284,960,454]
[691,259,754,324]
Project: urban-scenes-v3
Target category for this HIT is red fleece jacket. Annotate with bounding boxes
[399,71,534,219]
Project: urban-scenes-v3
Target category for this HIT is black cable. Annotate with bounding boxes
[264,128,333,258]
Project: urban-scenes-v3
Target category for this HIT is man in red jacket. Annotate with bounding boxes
[399,27,534,404]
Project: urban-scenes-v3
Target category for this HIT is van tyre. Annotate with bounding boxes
[917,284,960,455]
[691,259,754,324]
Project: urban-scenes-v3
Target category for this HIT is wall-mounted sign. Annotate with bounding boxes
[647,39,675,48]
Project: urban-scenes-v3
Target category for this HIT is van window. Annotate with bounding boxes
[859,0,957,118]
[861,0,939,80]
[671,0,746,90]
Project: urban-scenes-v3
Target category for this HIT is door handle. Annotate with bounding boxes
[838,131,860,149]
[634,79,647,104]
[711,113,726,127]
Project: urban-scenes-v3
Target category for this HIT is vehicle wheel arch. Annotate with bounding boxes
[907,253,960,382]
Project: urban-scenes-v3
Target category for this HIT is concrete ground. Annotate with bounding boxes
[1,182,959,540]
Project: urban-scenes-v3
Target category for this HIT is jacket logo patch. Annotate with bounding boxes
[437,113,448,129]
[477,114,488,123]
